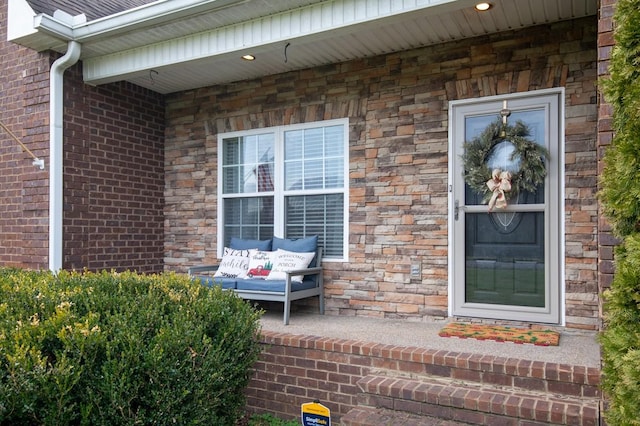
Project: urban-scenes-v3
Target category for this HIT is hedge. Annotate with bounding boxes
[0,269,263,425]
[599,0,640,424]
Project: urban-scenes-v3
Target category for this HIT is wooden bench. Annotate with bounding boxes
[188,239,324,325]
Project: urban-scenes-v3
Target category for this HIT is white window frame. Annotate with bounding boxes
[217,118,349,262]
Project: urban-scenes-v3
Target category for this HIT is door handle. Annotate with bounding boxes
[454,200,464,221]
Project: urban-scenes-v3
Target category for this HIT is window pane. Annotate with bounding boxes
[244,135,258,164]
[325,125,343,152]
[285,130,303,160]
[465,211,544,307]
[325,157,343,188]
[284,125,344,192]
[222,134,274,194]
[223,197,274,246]
[304,128,324,158]
[223,138,240,165]
[325,125,344,188]
[223,165,240,193]
[285,161,303,190]
[285,194,344,258]
[255,163,274,193]
[304,159,323,189]
[464,112,545,205]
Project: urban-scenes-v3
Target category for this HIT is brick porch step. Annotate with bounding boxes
[341,406,469,426]
[342,374,600,426]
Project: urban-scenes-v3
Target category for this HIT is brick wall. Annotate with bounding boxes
[0,0,52,269]
[250,331,602,422]
[165,17,598,328]
[597,0,617,322]
[1,0,166,272]
[62,64,166,272]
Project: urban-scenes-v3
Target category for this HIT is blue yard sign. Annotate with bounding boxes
[301,400,331,426]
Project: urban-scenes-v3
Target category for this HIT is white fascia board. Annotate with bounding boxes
[11,0,245,50]
[62,0,244,42]
[83,0,460,85]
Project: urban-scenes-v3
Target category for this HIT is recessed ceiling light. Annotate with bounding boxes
[241,54,255,61]
[475,2,492,11]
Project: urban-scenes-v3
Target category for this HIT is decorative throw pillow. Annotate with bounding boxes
[272,235,317,252]
[230,237,272,251]
[213,247,251,279]
[266,249,315,283]
[272,235,318,266]
[240,249,277,279]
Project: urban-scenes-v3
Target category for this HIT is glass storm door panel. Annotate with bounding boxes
[450,91,562,323]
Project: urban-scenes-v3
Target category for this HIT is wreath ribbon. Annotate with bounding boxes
[486,168,512,211]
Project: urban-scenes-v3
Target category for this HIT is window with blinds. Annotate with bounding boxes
[218,119,348,260]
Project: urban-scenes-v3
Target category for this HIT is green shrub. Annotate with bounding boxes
[600,0,640,238]
[248,413,299,426]
[600,235,640,426]
[0,268,263,425]
[599,0,640,424]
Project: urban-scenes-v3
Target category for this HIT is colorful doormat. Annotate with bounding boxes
[438,323,560,346]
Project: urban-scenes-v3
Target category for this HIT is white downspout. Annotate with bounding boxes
[49,41,81,272]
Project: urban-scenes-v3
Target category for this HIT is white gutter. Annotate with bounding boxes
[49,40,81,272]
[33,0,246,44]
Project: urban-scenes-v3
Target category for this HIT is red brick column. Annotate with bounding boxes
[0,0,52,269]
[597,0,617,322]
[62,65,166,272]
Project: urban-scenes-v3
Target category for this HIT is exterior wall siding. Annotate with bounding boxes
[165,17,598,329]
[596,0,617,322]
[62,64,166,272]
[1,0,166,272]
[0,0,52,269]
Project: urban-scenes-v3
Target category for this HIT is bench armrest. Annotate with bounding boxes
[284,266,323,277]
[188,264,220,276]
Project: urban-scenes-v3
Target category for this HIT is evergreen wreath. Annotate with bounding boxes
[462,119,549,206]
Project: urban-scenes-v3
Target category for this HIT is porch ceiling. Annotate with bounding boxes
[11,0,597,94]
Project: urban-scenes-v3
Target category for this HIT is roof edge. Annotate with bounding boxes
[71,0,244,41]
[10,0,248,53]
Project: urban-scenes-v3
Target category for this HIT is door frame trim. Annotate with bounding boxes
[447,88,565,325]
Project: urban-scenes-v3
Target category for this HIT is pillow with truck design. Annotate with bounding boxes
[239,249,277,279]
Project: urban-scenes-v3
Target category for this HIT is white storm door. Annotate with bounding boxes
[449,90,563,324]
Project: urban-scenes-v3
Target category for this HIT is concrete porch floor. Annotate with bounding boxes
[259,311,601,369]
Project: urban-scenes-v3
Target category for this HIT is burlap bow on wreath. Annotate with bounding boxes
[486,168,512,211]
[462,119,549,210]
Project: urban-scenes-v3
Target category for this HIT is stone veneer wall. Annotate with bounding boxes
[165,17,599,329]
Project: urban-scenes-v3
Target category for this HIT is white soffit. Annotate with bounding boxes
[11,0,598,94]
[83,0,597,94]
[81,0,469,91]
